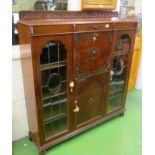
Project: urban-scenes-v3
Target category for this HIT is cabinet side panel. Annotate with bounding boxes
[18,23,40,146]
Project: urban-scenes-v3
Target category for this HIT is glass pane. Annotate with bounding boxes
[45,117,67,138]
[115,34,130,52]
[40,41,68,139]
[108,56,127,112]
[108,94,123,112]
[40,42,67,65]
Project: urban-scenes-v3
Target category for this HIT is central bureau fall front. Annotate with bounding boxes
[18,11,137,155]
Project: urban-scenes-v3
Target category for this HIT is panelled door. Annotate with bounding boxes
[74,31,112,128]
[74,74,109,128]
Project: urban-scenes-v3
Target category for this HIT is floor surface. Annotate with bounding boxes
[13,89,142,155]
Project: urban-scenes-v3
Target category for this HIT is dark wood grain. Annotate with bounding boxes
[18,11,137,155]
[74,73,109,128]
[75,31,112,78]
[19,10,118,20]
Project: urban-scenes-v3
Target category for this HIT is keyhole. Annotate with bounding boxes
[91,48,97,57]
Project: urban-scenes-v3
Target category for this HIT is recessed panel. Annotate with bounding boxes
[75,32,112,78]
[75,73,109,128]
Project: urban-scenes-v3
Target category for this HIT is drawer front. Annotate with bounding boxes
[75,23,112,32]
[75,31,112,78]
[33,25,73,35]
[113,22,137,30]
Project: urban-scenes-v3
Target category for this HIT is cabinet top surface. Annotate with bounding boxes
[19,18,137,26]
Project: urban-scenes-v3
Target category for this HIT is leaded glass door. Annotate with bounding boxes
[39,39,70,139]
[108,32,131,112]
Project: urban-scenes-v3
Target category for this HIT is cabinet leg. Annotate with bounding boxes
[29,131,33,142]
[39,150,46,155]
[119,112,124,116]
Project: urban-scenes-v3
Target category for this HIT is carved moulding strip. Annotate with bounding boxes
[19,11,118,20]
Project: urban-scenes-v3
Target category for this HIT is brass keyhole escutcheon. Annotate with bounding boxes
[91,48,97,58]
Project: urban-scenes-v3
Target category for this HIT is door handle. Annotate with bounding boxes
[73,100,79,112]
[110,70,114,81]
[69,81,74,93]
[110,70,114,76]
[73,105,79,112]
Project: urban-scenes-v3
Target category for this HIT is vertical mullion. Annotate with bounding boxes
[48,42,52,119]
[58,42,62,115]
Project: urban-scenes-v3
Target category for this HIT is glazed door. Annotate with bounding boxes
[33,34,73,141]
[75,31,112,79]
[108,30,136,112]
[74,74,109,128]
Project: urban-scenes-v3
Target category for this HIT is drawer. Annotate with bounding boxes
[113,22,137,30]
[33,25,73,35]
[75,23,112,32]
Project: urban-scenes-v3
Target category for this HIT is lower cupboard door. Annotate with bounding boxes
[74,73,109,128]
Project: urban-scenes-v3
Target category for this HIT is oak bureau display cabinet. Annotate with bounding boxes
[18,11,137,155]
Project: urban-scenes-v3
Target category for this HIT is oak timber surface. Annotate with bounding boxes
[19,18,137,26]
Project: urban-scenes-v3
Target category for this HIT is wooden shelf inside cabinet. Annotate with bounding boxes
[109,92,123,100]
[40,61,67,71]
[44,113,66,124]
[113,51,129,56]
[43,98,67,108]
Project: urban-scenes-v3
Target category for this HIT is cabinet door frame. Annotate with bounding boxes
[31,34,74,143]
[108,30,137,111]
[73,73,109,129]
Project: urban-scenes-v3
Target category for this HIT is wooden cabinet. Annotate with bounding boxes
[82,0,117,10]
[18,11,137,155]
